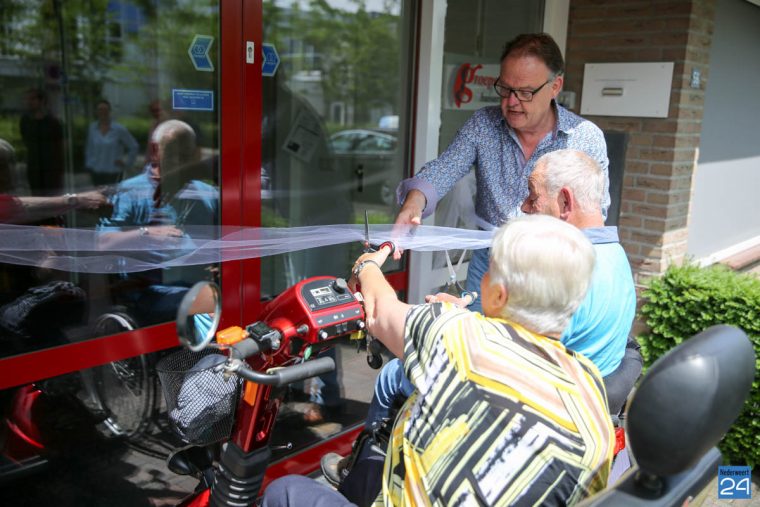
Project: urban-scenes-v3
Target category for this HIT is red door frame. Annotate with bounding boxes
[0,0,419,490]
[241,0,265,325]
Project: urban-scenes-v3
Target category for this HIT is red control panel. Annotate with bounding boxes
[259,276,366,347]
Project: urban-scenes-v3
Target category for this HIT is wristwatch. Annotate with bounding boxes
[352,259,381,278]
[64,193,78,207]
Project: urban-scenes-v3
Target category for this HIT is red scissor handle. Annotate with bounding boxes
[375,241,396,256]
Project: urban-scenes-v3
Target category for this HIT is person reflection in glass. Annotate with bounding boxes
[0,138,107,357]
[0,138,107,223]
[85,99,139,187]
[19,88,64,196]
[97,119,217,325]
[145,99,168,162]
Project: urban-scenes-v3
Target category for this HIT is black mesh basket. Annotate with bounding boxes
[156,348,242,445]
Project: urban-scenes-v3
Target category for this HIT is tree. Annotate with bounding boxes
[279,0,403,125]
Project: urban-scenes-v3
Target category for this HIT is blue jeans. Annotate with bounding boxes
[465,247,489,314]
[310,347,342,408]
[262,475,356,507]
[123,283,189,326]
[365,358,414,429]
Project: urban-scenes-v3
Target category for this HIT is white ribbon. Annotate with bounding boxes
[0,224,493,274]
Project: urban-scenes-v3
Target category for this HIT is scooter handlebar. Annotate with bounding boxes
[235,356,336,387]
[229,338,262,359]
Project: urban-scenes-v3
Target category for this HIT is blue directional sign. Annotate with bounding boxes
[262,43,280,77]
[188,35,214,72]
[172,89,214,111]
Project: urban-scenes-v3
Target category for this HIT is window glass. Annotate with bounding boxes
[261,0,415,453]
[261,0,413,298]
[0,0,220,359]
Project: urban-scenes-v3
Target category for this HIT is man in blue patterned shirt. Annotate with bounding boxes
[395,33,609,312]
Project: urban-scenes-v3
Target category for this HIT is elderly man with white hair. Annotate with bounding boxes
[97,119,218,325]
[521,149,640,415]
[263,214,614,507]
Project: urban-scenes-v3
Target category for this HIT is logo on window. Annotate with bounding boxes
[452,63,482,108]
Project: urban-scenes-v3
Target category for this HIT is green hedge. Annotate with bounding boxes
[637,262,760,466]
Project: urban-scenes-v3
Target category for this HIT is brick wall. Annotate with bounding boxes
[564,0,716,285]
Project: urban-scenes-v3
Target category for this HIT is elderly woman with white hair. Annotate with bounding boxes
[263,214,614,507]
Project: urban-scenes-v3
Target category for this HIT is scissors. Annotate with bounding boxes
[363,210,396,255]
[357,210,396,369]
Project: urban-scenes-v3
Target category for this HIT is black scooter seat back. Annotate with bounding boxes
[580,325,754,507]
[627,324,754,476]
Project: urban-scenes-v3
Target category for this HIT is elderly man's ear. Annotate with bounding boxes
[558,187,574,221]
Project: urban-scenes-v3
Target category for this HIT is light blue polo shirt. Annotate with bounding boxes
[562,226,636,377]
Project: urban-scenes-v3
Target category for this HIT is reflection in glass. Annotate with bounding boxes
[261,0,413,297]
[0,1,220,358]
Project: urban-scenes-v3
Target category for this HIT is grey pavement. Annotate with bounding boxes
[692,476,760,507]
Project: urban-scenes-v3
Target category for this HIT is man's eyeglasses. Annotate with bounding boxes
[493,78,553,102]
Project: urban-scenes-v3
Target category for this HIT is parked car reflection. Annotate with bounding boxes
[329,129,397,206]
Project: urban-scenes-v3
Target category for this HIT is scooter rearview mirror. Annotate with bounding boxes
[176,281,221,352]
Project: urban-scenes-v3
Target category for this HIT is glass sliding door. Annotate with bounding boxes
[0,0,235,502]
[260,0,414,297]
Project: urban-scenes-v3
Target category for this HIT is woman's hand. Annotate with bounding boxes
[348,242,407,358]
[348,244,393,292]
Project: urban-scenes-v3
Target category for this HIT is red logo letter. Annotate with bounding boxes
[453,63,482,108]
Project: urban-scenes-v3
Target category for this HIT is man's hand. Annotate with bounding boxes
[75,190,109,210]
[392,189,426,260]
[424,291,478,308]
